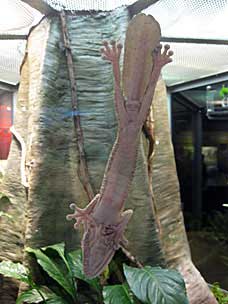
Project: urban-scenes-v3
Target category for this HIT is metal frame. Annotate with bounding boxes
[0,0,227,94]
[0,35,27,40]
[161,37,228,46]
[21,0,55,15]
[128,0,160,17]
[0,82,18,92]
[168,72,228,93]
[172,92,203,225]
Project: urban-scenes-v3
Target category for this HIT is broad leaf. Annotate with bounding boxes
[103,284,135,304]
[67,249,101,292]
[16,287,67,304]
[46,298,69,304]
[16,289,44,304]
[26,247,76,300]
[41,242,71,273]
[0,261,29,283]
[124,265,189,304]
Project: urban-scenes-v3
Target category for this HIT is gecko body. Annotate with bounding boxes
[67,40,173,278]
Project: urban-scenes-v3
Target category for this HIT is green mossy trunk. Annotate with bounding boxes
[21,8,164,267]
[0,8,217,304]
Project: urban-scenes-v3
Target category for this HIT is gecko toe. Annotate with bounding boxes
[69,203,76,210]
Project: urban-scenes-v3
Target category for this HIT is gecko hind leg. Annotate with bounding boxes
[115,209,133,249]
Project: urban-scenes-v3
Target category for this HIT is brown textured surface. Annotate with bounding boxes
[151,79,217,304]
[0,27,30,304]
[18,9,164,267]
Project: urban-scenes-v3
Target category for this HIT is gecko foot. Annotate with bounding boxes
[100,40,123,63]
[66,194,100,230]
[153,43,173,69]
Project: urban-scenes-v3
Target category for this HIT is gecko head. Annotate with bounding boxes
[81,223,119,278]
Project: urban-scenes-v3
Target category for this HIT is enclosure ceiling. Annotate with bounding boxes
[0,0,227,87]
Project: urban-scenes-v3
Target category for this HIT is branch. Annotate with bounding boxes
[128,0,160,17]
[21,0,55,15]
[59,11,94,201]
[120,245,143,268]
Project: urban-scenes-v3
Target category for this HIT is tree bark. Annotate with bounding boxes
[151,78,217,304]
[0,36,29,304]
[0,8,217,304]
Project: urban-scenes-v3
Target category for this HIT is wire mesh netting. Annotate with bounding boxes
[0,0,42,34]
[44,0,136,11]
[0,40,26,84]
[162,43,228,86]
[144,0,228,40]
[0,0,228,86]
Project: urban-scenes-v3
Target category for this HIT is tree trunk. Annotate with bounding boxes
[20,8,164,267]
[0,8,217,304]
[0,39,29,304]
[151,79,217,304]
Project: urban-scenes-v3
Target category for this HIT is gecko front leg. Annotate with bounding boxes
[101,41,127,125]
[139,44,173,124]
[66,194,100,230]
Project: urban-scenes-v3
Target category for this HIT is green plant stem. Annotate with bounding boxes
[30,280,47,304]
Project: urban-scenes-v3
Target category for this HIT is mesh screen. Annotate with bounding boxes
[44,0,136,11]
[0,0,35,32]
[162,43,228,86]
[0,0,228,86]
[0,40,26,85]
[144,0,228,40]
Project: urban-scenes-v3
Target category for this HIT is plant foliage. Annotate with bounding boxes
[211,283,228,304]
[124,264,189,304]
[103,284,135,304]
[0,243,189,304]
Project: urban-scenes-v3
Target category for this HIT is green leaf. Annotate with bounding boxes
[16,287,68,304]
[67,249,101,292]
[26,247,76,300]
[0,261,29,283]
[123,265,189,304]
[16,289,44,304]
[46,298,69,304]
[41,243,71,273]
[0,211,13,219]
[103,284,135,304]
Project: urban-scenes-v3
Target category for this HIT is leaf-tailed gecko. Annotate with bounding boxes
[67,40,173,278]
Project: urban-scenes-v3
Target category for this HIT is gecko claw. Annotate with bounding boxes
[102,40,109,46]
[117,43,123,49]
[70,203,76,210]
[152,43,173,68]
[100,40,122,63]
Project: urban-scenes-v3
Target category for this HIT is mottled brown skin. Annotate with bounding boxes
[67,40,173,278]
